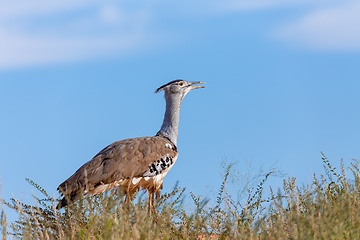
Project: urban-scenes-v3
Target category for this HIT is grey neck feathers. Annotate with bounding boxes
[157,92,184,146]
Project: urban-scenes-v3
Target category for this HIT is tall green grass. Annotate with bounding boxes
[1,153,360,239]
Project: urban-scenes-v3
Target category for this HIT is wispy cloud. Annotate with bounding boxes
[0,0,358,70]
[0,0,154,69]
[190,0,337,15]
[0,27,146,69]
[273,1,360,51]
[0,0,91,19]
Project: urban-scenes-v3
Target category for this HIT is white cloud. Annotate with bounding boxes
[0,0,94,19]
[0,28,146,69]
[0,0,359,70]
[191,0,337,16]
[172,0,360,51]
[100,5,123,24]
[213,0,311,12]
[0,0,154,69]
[273,1,360,50]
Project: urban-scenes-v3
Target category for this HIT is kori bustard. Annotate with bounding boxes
[57,80,205,211]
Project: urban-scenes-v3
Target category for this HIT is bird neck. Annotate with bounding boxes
[157,93,183,146]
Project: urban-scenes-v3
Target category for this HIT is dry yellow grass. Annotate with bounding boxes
[2,153,360,239]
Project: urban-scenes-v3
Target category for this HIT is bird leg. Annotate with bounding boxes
[155,183,163,202]
[124,190,133,211]
[148,190,156,214]
[125,192,132,203]
[155,188,161,202]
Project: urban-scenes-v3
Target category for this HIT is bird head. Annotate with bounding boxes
[155,80,205,100]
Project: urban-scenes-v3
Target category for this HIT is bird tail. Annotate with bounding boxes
[56,197,68,209]
[56,193,80,209]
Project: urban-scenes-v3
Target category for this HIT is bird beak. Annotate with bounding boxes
[188,81,206,90]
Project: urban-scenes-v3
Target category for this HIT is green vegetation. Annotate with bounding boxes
[1,152,360,239]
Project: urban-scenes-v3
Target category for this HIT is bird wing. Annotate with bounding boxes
[57,136,177,198]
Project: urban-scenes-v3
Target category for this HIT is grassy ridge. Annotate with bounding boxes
[1,153,360,239]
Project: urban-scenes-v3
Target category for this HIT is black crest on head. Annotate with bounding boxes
[155,79,184,93]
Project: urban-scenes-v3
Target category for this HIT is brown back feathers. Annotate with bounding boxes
[57,135,178,208]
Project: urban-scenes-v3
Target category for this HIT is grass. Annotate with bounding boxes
[1,152,360,239]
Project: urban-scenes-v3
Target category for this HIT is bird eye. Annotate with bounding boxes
[179,82,184,86]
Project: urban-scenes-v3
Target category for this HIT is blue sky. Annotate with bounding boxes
[1,0,360,217]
